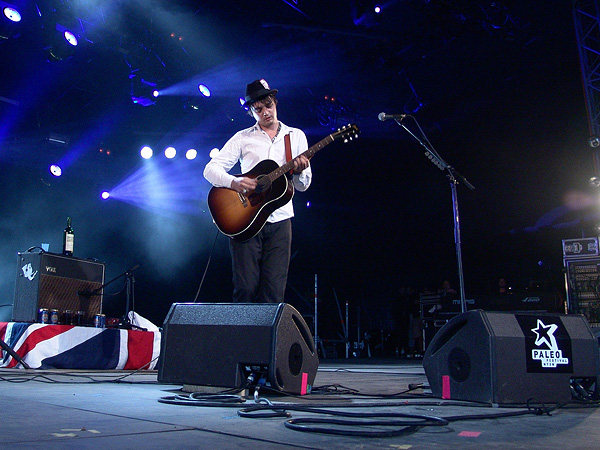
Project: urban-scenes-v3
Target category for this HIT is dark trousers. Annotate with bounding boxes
[229,219,292,303]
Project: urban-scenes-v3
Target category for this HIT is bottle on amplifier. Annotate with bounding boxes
[63,217,74,256]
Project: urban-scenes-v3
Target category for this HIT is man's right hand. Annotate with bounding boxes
[231,176,257,195]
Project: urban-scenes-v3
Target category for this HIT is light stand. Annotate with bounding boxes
[391,115,475,313]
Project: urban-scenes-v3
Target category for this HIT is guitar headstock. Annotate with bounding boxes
[332,123,360,143]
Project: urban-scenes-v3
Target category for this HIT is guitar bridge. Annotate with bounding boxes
[238,192,248,206]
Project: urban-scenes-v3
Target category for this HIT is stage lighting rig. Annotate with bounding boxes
[130,70,158,106]
[45,23,79,62]
[0,1,21,40]
[311,94,359,130]
[351,0,382,27]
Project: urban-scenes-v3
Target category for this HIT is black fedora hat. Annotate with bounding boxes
[243,79,278,106]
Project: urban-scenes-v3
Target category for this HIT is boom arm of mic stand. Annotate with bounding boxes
[395,118,476,190]
[90,264,141,295]
[447,166,476,191]
[391,116,475,313]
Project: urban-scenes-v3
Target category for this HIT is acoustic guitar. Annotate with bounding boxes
[207,124,359,241]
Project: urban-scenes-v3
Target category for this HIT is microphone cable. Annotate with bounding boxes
[192,229,220,303]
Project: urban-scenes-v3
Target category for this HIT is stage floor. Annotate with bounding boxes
[0,358,599,449]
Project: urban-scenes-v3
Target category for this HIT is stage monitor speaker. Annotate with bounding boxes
[423,309,600,404]
[13,252,105,324]
[158,302,319,395]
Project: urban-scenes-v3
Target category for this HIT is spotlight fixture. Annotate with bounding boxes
[589,135,600,148]
[140,146,153,159]
[49,164,62,177]
[185,149,197,160]
[209,148,220,158]
[0,1,21,40]
[101,191,110,200]
[198,84,211,97]
[130,71,158,106]
[164,146,176,159]
[45,23,78,62]
[351,0,381,27]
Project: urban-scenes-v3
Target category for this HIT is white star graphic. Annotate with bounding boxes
[531,319,558,351]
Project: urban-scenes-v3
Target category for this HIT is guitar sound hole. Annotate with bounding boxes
[255,176,271,193]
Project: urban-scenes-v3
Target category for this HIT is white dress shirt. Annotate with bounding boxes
[204,121,312,223]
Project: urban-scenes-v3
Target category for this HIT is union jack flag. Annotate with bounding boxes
[0,322,160,370]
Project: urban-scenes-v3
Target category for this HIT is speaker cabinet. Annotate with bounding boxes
[13,252,105,324]
[423,309,600,404]
[158,302,319,395]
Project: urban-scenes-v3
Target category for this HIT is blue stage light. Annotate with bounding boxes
[49,164,62,177]
[140,146,153,159]
[46,24,78,61]
[198,84,211,97]
[64,30,77,46]
[164,147,176,159]
[3,6,20,22]
[0,3,21,39]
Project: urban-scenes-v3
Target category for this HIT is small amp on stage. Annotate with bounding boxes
[158,302,319,395]
[12,251,105,324]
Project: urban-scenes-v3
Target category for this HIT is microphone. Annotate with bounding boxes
[378,112,407,121]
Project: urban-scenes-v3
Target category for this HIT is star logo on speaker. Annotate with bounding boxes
[530,319,569,368]
[21,263,38,281]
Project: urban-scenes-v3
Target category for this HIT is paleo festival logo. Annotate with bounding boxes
[530,319,569,368]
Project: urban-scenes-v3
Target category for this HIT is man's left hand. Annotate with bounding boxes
[293,155,310,174]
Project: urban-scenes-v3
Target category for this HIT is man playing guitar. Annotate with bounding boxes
[203,79,311,303]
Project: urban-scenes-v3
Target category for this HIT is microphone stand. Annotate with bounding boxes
[0,338,30,369]
[392,116,475,313]
[83,264,146,331]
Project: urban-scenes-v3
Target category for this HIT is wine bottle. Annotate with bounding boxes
[63,217,74,256]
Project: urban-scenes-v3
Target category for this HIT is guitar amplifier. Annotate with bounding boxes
[12,252,105,324]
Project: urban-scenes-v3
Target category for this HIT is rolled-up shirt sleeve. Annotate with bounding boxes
[291,129,311,192]
[203,133,242,188]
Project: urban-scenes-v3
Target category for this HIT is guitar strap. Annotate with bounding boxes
[284,133,293,176]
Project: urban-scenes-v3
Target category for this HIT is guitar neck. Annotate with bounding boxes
[268,134,334,182]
